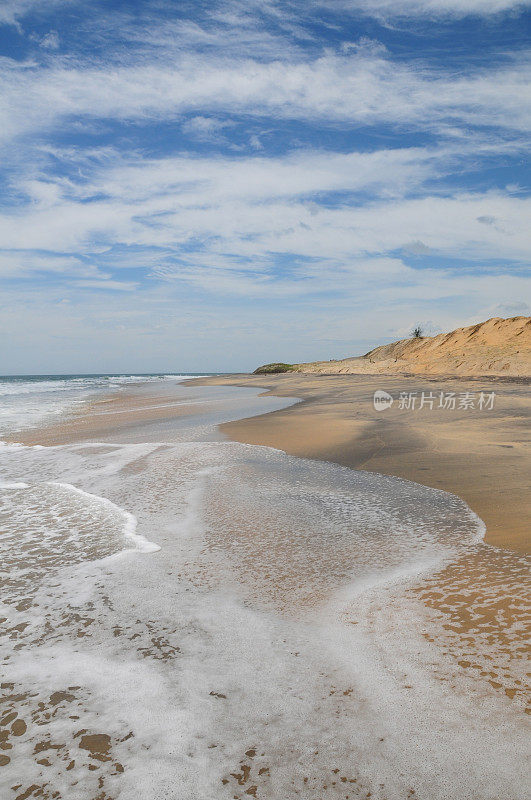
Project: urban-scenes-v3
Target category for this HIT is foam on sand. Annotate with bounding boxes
[0,385,528,800]
[52,483,160,554]
[0,373,209,435]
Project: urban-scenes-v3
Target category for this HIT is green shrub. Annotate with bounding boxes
[253,362,295,374]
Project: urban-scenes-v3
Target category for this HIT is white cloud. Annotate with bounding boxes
[0,144,529,296]
[0,251,100,278]
[1,133,530,264]
[249,134,264,149]
[0,0,76,27]
[1,50,530,148]
[1,260,528,373]
[40,31,60,50]
[1,0,528,30]
[73,279,138,291]
[1,0,530,372]
[181,116,235,143]
[89,146,443,203]
[316,0,531,18]
[0,144,509,259]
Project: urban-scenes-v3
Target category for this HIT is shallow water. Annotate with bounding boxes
[0,381,528,799]
[0,374,209,435]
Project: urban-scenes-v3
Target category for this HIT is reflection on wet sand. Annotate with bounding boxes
[1,382,529,800]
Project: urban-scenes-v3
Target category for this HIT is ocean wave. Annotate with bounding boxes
[0,374,207,435]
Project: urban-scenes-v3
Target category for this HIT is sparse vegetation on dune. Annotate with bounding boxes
[253,317,531,378]
[253,362,295,374]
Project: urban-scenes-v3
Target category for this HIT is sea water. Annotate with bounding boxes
[0,377,528,800]
[0,374,210,435]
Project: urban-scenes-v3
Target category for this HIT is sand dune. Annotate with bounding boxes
[294,316,531,377]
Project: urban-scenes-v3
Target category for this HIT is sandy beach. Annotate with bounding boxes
[1,376,529,799]
[14,374,530,557]
[189,373,530,554]
[3,0,531,795]
[193,373,531,711]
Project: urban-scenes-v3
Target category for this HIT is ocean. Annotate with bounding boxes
[0,375,528,799]
[0,374,213,435]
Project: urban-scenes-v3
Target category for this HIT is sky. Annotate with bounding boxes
[0,0,530,373]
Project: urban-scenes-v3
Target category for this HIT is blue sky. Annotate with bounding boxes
[0,0,530,373]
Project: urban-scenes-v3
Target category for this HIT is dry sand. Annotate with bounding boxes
[294,316,531,378]
[191,373,530,554]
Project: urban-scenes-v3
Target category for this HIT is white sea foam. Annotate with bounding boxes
[51,482,161,554]
[107,374,206,384]
[0,384,528,800]
[0,373,208,434]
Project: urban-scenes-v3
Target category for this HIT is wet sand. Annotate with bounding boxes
[190,373,530,714]
[2,378,529,799]
[188,373,530,555]
[13,375,529,556]
[8,389,211,446]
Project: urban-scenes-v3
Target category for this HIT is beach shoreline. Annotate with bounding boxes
[188,372,530,555]
[10,372,529,554]
[2,376,529,798]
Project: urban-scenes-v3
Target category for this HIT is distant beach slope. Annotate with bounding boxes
[257,316,531,377]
